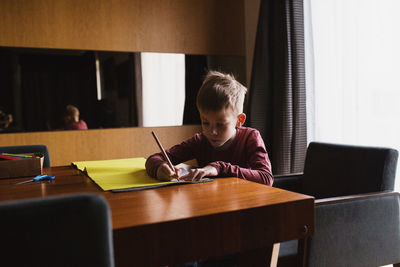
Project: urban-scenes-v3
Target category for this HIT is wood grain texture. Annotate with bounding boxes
[0,125,202,166]
[0,166,314,266]
[0,0,245,55]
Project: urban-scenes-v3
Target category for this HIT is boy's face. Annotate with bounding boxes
[200,108,244,148]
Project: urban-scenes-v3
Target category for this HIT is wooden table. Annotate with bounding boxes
[0,166,314,267]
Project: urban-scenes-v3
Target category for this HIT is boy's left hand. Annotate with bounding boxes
[179,165,217,181]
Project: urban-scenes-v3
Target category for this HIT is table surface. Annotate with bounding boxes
[0,166,315,266]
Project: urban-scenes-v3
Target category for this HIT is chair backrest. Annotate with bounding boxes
[0,193,114,267]
[302,142,398,199]
[0,144,51,167]
[307,192,400,267]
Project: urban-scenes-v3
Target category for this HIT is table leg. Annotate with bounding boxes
[237,243,280,267]
[298,237,309,267]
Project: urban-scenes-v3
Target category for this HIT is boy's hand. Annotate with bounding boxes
[179,165,218,181]
[156,163,179,181]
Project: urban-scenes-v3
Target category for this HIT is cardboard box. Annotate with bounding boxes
[0,154,43,179]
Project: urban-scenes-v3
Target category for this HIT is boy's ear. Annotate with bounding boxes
[236,113,246,127]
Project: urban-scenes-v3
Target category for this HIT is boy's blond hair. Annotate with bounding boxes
[65,105,79,117]
[196,71,247,114]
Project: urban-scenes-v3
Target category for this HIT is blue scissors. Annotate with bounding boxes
[15,175,55,185]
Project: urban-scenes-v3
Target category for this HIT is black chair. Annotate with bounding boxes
[274,142,399,266]
[0,193,114,267]
[305,191,400,267]
[0,144,51,167]
[274,142,398,198]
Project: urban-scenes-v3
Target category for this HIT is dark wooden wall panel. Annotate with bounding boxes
[0,0,245,56]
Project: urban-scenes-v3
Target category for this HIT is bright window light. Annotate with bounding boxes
[306,0,400,190]
[141,52,185,127]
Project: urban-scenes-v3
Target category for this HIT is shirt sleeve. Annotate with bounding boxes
[80,120,88,130]
[145,153,165,178]
[208,130,274,186]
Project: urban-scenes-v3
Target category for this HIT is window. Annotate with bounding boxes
[141,52,185,127]
[306,0,400,190]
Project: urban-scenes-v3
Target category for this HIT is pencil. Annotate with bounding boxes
[151,131,176,176]
[2,153,34,158]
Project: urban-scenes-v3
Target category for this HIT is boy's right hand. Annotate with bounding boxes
[156,163,179,181]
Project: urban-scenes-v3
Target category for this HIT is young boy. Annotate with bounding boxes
[0,108,13,131]
[63,105,88,130]
[146,71,273,186]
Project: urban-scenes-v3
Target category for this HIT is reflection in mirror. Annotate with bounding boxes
[0,47,245,133]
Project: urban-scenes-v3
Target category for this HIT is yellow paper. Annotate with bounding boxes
[72,157,181,191]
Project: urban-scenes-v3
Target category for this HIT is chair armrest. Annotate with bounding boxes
[315,190,395,205]
[273,173,303,193]
[308,191,400,267]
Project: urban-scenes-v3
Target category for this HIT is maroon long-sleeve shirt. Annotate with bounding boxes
[145,127,273,186]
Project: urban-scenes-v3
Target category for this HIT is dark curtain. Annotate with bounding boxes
[183,55,208,125]
[0,49,143,132]
[248,0,307,175]
[132,53,142,127]
[20,53,98,131]
[97,52,140,128]
[0,52,15,116]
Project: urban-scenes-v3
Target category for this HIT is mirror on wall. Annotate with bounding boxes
[0,46,246,133]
